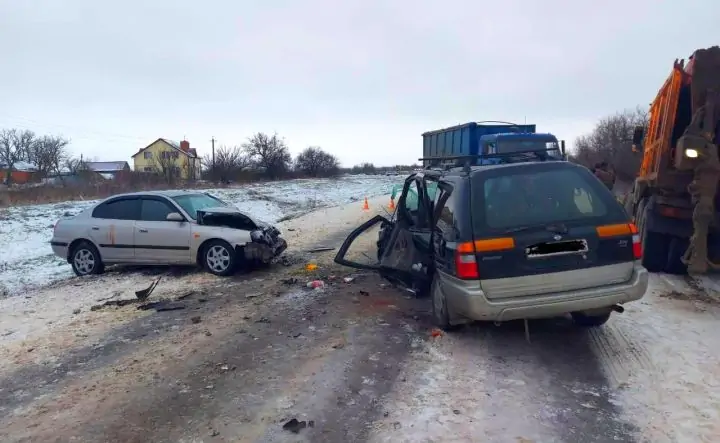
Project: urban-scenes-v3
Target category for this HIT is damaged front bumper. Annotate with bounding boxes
[241,226,288,263]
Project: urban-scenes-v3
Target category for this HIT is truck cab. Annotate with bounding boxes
[479,133,565,165]
[421,121,565,168]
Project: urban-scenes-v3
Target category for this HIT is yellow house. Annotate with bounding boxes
[132,138,202,180]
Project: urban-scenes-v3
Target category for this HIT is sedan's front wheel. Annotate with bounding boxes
[70,241,105,276]
[203,240,236,276]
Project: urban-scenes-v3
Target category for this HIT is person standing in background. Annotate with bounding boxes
[592,161,616,191]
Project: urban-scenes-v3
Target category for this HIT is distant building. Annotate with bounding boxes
[1,161,39,185]
[83,161,131,180]
[132,138,201,180]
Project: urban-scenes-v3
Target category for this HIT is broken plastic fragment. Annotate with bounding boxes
[306,280,325,289]
[282,418,307,433]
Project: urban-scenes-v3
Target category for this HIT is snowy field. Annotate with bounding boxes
[0,175,396,296]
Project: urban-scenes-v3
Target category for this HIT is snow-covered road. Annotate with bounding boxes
[368,272,720,443]
[2,180,720,442]
[0,175,395,295]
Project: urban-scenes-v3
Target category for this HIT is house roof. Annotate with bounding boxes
[0,161,38,172]
[84,161,130,172]
[132,138,199,159]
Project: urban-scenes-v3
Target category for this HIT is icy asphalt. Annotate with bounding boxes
[0,189,719,442]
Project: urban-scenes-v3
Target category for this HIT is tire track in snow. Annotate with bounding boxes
[606,273,720,442]
[369,319,639,442]
[587,324,655,389]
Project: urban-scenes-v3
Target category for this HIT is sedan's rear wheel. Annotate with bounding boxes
[70,241,104,276]
[203,240,236,276]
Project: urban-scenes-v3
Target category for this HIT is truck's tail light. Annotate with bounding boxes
[454,238,515,280]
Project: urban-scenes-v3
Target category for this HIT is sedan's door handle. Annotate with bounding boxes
[91,226,99,231]
[138,228,148,233]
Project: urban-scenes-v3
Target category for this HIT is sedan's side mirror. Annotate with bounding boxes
[166,212,184,222]
[632,126,644,151]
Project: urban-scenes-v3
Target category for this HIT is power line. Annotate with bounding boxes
[0,113,150,142]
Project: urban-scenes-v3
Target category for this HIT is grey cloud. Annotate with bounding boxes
[0,0,717,166]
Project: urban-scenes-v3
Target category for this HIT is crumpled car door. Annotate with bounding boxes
[334,174,450,292]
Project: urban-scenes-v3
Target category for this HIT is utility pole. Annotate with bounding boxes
[211,137,216,181]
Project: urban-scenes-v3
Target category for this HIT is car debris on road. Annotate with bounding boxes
[135,277,161,300]
[306,280,325,289]
[283,418,315,434]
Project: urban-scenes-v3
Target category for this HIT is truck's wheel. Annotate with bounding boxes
[637,198,669,272]
[665,237,689,275]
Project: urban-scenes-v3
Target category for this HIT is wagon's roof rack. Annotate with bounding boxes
[420,148,564,173]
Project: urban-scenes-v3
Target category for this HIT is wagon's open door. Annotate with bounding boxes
[334,174,452,293]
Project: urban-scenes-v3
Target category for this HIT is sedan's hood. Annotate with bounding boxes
[198,206,270,229]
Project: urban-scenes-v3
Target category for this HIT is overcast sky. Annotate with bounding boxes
[0,1,718,167]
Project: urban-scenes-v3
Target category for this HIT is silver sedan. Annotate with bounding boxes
[50,190,287,277]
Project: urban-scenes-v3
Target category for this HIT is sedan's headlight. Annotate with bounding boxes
[685,148,699,158]
[250,230,264,242]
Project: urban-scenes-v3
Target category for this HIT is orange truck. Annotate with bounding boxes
[626,46,720,274]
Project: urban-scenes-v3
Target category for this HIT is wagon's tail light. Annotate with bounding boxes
[630,223,642,260]
[596,223,641,260]
[455,243,478,279]
[454,237,515,280]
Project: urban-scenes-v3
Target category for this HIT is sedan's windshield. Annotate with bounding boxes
[171,193,229,220]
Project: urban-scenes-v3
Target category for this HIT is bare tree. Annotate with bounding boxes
[184,155,202,183]
[0,128,37,184]
[351,162,377,175]
[27,135,70,177]
[295,146,340,177]
[0,129,16,184]
[152,151,181,184]
[202,145,251,183]
[64,156,84,173]
[242,132,292,179]
[570,107,649,183]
